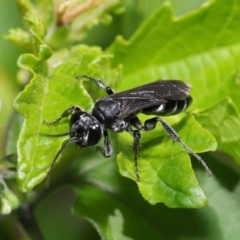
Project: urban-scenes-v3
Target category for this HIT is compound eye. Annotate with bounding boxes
[86,124,102,146]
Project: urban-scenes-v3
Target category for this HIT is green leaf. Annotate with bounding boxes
[13,44,119,192]
[71,153,240,239]
[4,28,32,52]
[195,98,240,166]
[24,14,46,45]
[108,0,240,111]
[117,115,216,208]
[194,159,240,240]
[73,184,165,240]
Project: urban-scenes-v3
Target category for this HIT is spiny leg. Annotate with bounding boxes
[43,106,81,125]
[127,126,142,181]
[96,130,113,158]
[143,117,212,176]
[76,75,115,95]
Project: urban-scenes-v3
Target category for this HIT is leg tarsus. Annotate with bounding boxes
[103,130,113,157]
[77,75,115,95]
[96,146,107,156]
[127,126,142,181]
[43,106,81,125]
[133,131,141,182]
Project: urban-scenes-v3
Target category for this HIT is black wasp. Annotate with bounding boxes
[43,75,212,182]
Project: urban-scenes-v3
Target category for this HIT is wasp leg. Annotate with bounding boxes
[77,75,115,95]
[143,117,212,176]
[126,126,142,181]
[43,106,81,125]
[130,116,144,130]
[96,130,112,158]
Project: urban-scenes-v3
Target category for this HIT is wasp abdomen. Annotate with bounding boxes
[142,96,192,116]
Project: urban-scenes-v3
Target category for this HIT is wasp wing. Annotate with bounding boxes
[107,80,191,119]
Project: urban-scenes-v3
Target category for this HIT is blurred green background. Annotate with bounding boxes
[0,1,22,138]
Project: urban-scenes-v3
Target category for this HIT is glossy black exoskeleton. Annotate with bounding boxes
[43,75,211,182]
